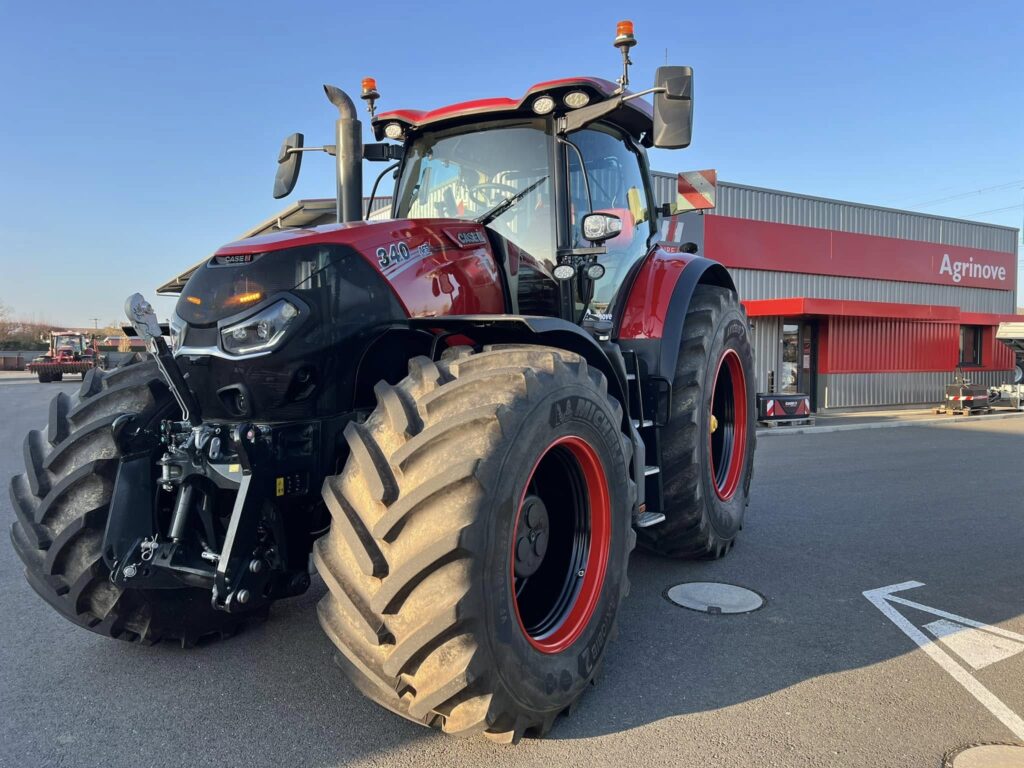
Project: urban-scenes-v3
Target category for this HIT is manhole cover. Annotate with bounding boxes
[944,743,1024,768]
[665,582,763,614]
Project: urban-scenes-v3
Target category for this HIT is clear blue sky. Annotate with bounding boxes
[0,0,1021,326]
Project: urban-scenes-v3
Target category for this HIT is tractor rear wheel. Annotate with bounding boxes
[9,354,267,645]
[313,345,635,741]
[638,285,756,559]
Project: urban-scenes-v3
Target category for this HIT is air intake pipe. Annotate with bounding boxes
[323,84,363,224]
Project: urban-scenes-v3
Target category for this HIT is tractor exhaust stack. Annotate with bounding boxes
[323,84,363,224]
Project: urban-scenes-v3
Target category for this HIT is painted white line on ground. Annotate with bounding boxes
[863,581,1024,741]
[924,619,1024,670]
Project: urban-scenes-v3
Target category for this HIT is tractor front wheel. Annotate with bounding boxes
[313,346,635,741]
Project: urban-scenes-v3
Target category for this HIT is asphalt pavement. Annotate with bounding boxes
[2,374,1023,768]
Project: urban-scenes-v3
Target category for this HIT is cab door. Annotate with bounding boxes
[563,125,656,322]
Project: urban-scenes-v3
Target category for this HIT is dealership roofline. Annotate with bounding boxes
[713,179,1020,234]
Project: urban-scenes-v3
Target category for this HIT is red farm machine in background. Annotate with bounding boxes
[26,331,99,382]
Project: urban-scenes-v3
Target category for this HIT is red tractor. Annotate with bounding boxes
[26,330,98,382]
[10,23,755,742]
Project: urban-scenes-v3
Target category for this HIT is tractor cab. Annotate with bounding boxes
[50,332,85,360]
[377,79,660,321]
[263,20,695,334]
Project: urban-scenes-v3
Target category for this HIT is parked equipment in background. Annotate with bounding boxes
[988,323,1024,410]
[934,369,993,415]
[756,392,813,427]
[997,321,1024,385]
[25,331,99,382]
[10,22,758,743]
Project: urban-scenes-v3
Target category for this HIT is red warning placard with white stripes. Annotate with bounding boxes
[674,169,717,212]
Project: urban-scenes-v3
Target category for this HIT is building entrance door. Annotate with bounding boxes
[781,319,818,409]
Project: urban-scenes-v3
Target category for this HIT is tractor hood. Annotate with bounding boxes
[177,218,507,326]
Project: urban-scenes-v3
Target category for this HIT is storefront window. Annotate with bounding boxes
[781,323,800,393]
[959,325,982,367]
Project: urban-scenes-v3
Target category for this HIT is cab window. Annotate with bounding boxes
[567,126,652,316]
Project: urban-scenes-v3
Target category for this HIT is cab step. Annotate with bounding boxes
[635,510,666,528]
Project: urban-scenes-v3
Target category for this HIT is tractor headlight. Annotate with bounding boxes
[169,313,186,353]
[220,300,300,356]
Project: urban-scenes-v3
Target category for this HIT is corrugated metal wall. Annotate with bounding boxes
[823,318,957,373]
[748,316,781,393]
[650,173,1019,256]
[822,370,1010,408]
[731,269,1016,314]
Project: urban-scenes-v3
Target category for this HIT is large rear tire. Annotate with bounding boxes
[313,346,636,741]
[638,284,756,559]
[9,354,266,646]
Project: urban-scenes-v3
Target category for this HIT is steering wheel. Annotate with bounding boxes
[468,182,520,208]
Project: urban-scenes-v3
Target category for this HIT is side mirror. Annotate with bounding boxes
[581,212,623,243]
[653,66,693,149]
[273,132,304,199]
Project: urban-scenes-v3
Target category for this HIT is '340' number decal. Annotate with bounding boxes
[376,241,410,269]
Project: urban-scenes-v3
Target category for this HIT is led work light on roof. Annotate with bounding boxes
[383,122,404,140]
[531,94,556,115]
[563,90,590,109]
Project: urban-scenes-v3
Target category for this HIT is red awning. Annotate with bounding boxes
[742,297,1018,325]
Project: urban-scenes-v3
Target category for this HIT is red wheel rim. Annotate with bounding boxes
[510,435,611,654]
[709,348,748,501]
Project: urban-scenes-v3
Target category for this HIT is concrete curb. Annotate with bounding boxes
[757,409,1024,437]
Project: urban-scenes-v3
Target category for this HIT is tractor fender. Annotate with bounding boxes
[616,252,736,381]
[405,315,631,420]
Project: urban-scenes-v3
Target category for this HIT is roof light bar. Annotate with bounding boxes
[563,90,590,109]
[531,94,556,115]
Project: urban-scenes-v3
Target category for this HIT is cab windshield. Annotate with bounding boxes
[394,120,554,267]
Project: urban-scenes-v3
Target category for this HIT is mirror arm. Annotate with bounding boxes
[621,86,666,102]
[364,142,405,162]
[558,96,622,135]
[283,145,337,159]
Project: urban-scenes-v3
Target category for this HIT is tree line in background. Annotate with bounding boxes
[0,299,122,350]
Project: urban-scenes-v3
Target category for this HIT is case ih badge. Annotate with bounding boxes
[10,21,758,744]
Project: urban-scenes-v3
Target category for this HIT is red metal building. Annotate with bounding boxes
[652,176,1019,409]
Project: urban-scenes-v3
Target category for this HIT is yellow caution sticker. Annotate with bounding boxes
[228,464,241,474]
[275,477,285,497]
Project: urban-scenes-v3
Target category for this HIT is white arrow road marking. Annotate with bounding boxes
[924,618,1024,670]
[864,580,1024,740]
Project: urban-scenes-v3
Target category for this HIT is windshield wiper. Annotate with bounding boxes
[475,176,548,226]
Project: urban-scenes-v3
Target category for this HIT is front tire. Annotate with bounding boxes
[313,346,636,741]
[638,284,756,559]
[9,354,266,645]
